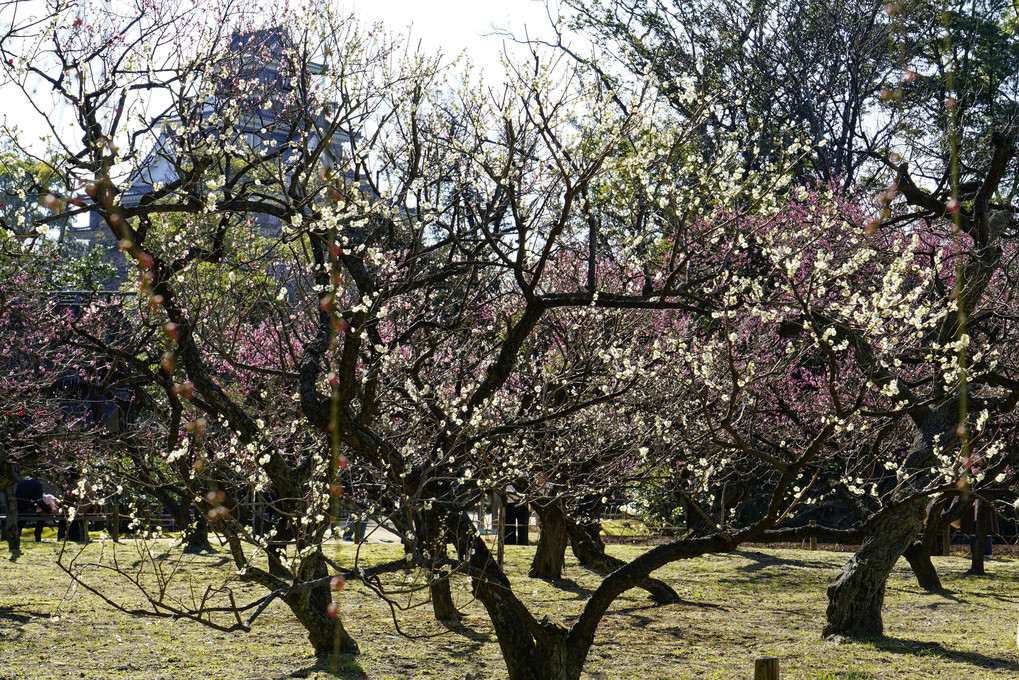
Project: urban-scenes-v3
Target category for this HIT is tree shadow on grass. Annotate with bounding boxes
[126,553,232,570]
[870,636,1019,673]
[281,655,367,679]
[615,598,725,616]
[944,562,1019,585]
[444,636,492,661]
[439,617,492,645]
[0,604,49,624]
[529,576,594,601]
[605,599,726,632]
[914,591,962,606]
[728,549,843,573]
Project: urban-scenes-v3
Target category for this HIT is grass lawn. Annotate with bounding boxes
[1,530,1017,679]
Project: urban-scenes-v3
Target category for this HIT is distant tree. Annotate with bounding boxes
[562,0,903,187]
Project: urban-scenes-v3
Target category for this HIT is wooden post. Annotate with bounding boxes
[755,656,779,680]
[943,525,951,556]
[110,504,120,543]
[354,517,365,543]
[809,520,817,551]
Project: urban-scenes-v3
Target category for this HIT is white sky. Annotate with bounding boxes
[346,0,561,66]
[1,0,574,152]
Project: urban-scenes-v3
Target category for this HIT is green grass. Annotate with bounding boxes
[1,534,1018,679]
[599,518,652,537]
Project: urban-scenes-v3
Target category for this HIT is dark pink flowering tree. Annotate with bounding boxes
[0,241,122,554]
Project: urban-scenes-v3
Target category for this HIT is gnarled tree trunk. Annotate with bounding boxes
[3,491,19,556]
[825,406,956,637]
[182,509,211,554]
[824,496,927,638]
[902,495,954,592]
[423,507,462,621]
[284,550,359,656]
[460,526,591,680]
[1,460,20,556]
[430,577,460,621]
[826,136,1016,638]
[968,499,991,575]
[902,540,941,592]
[566,517,680,604]
[530,501,568,579]
[153,488,212,554]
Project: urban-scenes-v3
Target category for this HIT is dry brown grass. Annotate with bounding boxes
[1,530,1017,679]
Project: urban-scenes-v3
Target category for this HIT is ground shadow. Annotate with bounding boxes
[609,604,654,629]
[0,604,49,624]
[440,618,492,644]
[729,549,843,573]
[445,636,492,661]
[127,553,232,570]
[915,589,962,605]
[603,600,726,635]
[947,570,1019,588]
[871,636,1019,673]
[530,576,594,601]
[615,598,724,616]
[281,655,366,679]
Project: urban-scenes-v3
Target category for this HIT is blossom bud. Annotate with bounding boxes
[185,419,207,441]
[42,193,65,211]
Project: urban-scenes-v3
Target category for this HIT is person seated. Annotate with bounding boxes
[15,478,55,542]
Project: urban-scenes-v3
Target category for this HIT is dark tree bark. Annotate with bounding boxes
[151,487,212,554]
[3,491,19,556]
[902,495,954,592]
[182,510,211,554]
[467,524,735,680]
[530,501,568,579]
[457,521,589,680]
[1,460,20,556]
[430,577,460,621]
[902,541,941,592]
[565,517,680,604]
[968,499,991,575]
[283,550,359,656]
[422,508,462,621]
[824,496,927,638]
[123,434,213,553]
[825,403,958,637]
